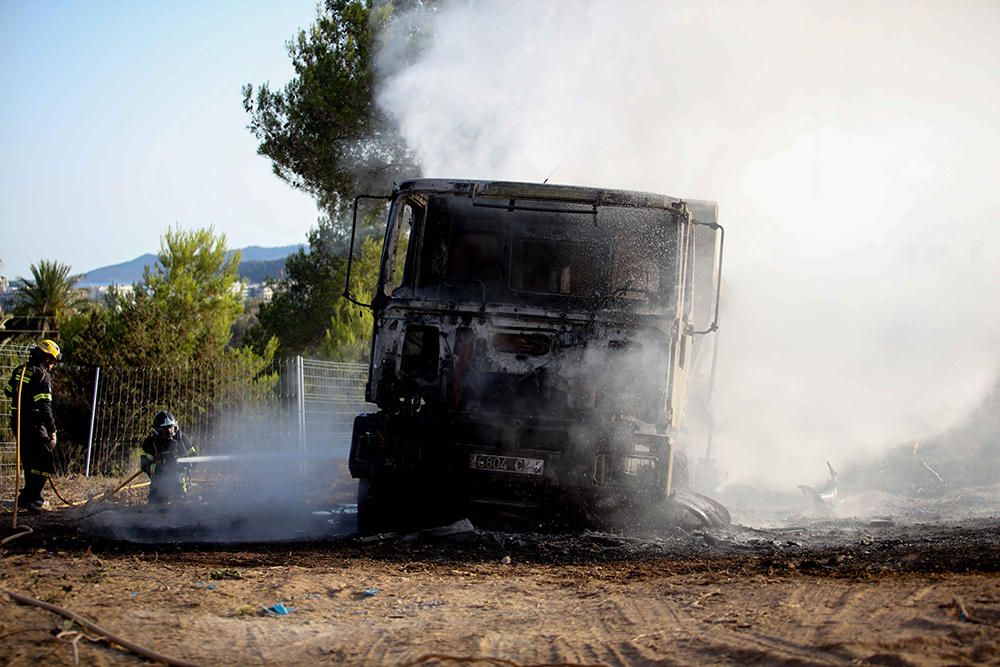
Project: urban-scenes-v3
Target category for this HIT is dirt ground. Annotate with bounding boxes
[1,475,998,666]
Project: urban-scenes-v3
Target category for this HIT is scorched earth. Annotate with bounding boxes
[1,475,998,666]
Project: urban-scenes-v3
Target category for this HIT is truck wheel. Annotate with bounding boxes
[356,478,384,535]
[669,490,731,528]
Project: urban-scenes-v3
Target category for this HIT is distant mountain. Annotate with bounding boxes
[79,244,302,286]
[238,258,287,284]
[79,254,158,286]
[232,245,301,263]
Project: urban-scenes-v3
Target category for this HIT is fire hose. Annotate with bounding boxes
[1,587,202,667]
[46,470,151,510]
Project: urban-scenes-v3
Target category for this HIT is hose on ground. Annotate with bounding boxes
[87,469,147,505]
[48,478,87,507]
[1,587,202,667]
[3,477,150,516]
[46,471,150,509]
[1,525,32,547]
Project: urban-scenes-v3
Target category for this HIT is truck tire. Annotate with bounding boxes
[669,489,731,528]
[356,478,385,536]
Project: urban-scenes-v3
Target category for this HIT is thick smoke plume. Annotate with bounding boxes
[377,0,1000,489]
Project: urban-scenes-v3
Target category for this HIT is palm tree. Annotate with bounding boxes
[14,259,90,338]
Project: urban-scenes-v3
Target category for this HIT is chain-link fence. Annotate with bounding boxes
[300,358,371,455]
[0,353,372,500]
[1,343,33,501]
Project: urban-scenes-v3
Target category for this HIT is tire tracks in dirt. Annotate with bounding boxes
[602,589,852,666]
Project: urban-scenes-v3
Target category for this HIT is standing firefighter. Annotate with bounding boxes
[140,410,196,504]
[3,339,61,512]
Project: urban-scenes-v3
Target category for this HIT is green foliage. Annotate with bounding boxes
[57,307,99,352]
[242,0,437,360]
[12,259,90,338]
[242,0,416,220]
[252,215,382,359]
[139,226,244,360]
[67,227,245,368]
[318,236,380,361]
[57,227,278,474]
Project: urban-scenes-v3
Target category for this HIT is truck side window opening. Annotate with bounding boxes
[385,202,415,295]
[412,196,452,291]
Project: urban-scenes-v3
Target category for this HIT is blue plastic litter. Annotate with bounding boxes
[360,588,379,598]
[265,602,296,615]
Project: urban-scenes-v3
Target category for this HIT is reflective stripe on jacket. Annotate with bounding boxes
[140,431,196,476]
[3,362,56,438]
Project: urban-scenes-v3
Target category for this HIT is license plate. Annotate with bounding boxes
[469,453,544,476]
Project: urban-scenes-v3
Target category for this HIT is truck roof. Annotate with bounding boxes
[396,178,719,225]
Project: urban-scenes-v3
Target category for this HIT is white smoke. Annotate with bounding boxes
[78,410,360,543]
[376,0,1000,488]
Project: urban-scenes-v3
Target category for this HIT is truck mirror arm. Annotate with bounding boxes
[688,220,725,336]
[342,290,373,310]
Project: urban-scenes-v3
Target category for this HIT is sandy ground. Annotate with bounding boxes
[1,476,998,666]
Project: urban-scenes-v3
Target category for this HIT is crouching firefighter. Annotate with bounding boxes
[140,411,196,504]
[4,339,62,512]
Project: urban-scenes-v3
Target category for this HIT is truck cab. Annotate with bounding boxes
[347,179,722,533]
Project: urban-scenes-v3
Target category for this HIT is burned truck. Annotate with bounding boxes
[345,179,724,533]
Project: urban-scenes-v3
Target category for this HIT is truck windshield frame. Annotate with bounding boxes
[381,192,682,314]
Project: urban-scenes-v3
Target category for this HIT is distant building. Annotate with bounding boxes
[84,283,134,303]
[243,282,274,303]
[0,280,19,313]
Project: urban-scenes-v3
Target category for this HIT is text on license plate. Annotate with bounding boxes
[469,454,544,475]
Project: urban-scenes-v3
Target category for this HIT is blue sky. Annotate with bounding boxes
[0,0,320,280]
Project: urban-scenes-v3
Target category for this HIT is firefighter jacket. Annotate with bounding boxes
[140,430,196,478]
[4,361,56,439]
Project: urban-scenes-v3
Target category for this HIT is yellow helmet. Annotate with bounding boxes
[35,339,62,362]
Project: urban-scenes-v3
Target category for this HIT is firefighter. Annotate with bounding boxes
[3,339,61,512]
[140,410,197,504]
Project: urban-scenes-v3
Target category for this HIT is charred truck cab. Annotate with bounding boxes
[346,179,723,533]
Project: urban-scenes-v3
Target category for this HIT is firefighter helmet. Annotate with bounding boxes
[34,339,62,362]
[153,410,179,437]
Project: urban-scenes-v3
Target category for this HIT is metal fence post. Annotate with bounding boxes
[296,355,306,455]
[84,366,101,477]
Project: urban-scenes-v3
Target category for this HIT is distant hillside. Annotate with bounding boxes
[80,245,301,286]
[234,245,301,263]
[238,258,286,284]
[80,254,158,285]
